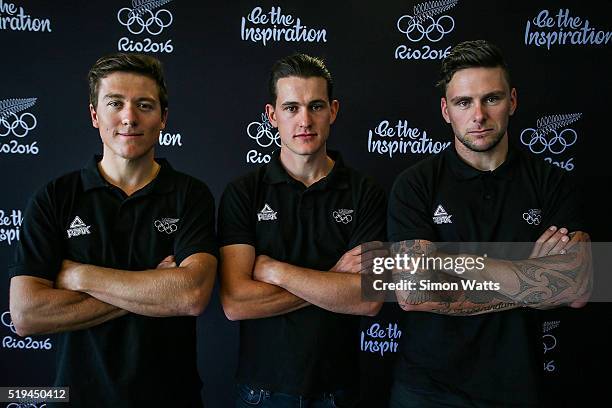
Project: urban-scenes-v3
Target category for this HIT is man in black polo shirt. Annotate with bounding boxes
[218,54,386,407]
[387,40,591,407]
[8,53,217,407]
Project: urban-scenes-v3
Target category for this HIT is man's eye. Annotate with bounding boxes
[285,106,297,112]
[456,100,470,108]
[138,103,154,110]
[108,101,121,108]
[311,104,324,111]
[486,96,500,104]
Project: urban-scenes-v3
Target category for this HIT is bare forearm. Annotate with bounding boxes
[394,269,518,316]
[221,280,309,320]
[391,238,591,314]
[476,254,592,307]
[391,240,517,316]
[73,264,211,317]
[10,283,126,336]
[272,264,380,316]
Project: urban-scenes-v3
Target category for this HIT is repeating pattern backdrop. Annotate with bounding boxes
[1,1,610,407]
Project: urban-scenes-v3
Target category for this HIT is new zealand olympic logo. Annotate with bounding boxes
[397,0,458,42]
[0,98,37,138]
[523,209,542,226]
[154,217,179,234]
[333,209,354,224]
[520,113,581,155]
[247,113,281,148]
[2,310,17,334]
[117,0,174,35]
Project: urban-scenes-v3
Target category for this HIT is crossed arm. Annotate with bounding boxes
[392,228,592,316]
[9,252,217,336]
[219,243,383,321]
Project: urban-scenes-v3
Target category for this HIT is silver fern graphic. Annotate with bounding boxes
[261,113,273,130]
[0,98,37,121]
[542,320,560,333]
[536,113,582,136]
[132,0,172,16]
[414,0,459,23]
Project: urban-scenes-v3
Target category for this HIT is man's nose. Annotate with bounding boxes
[121,104,138,126]
[472,102,486,123]
[298,108,312,128]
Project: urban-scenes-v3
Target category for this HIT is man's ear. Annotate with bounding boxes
[89,104,100,128]
[441,97,451,124]
[265,103,277,127]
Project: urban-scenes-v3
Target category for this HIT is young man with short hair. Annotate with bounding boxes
[388,40,591,407]
[219,54,386,407]
[9,53,217,407]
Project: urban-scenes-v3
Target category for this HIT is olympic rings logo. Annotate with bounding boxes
[2,311,17,334]
[0,112,37,138]
[396,14,454,42]
[247,114,281,148]
[333,211,353,224]
[117,7,173,35]
[522,210,542,226]
[520,128,577,155]
[7,404,47,408]
[543,333,557,354]
[154,219,177,234]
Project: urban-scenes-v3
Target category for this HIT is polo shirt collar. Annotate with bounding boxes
[446,144,516,181]
[81,155,175,194]
[263,149,350,189]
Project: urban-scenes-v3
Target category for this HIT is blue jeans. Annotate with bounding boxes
[235,384,359,408]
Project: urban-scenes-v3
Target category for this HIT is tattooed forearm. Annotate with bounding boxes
[391,240,518,315]
[432,301,516,316]
[508,249,591,306]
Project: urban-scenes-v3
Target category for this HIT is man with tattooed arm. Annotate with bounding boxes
[387,40,591,407]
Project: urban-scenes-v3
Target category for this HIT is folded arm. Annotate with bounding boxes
[392,231,592,316]
[219,244,310,321]
[254,242,383,316]
[57,252,217,318]
[9,275,127,336]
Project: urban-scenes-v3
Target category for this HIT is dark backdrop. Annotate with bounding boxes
[1,1,610,407]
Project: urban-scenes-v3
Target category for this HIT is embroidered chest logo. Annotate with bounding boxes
[333,209,354,224]
[67,216,91,238]
[154,218,179,234]
[257,204,277,221]
[523,209,542,225]
[432,205,452,225]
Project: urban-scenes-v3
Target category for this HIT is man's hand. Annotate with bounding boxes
[529,226,571,258]
[331,241,387,274]
[157,255,176,269]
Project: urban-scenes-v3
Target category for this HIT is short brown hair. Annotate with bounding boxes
[88,53,168,117]
[437,40,511,96]
[269,53,334,104]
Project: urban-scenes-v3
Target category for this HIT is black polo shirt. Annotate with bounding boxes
[218,150,386,396]
[388,145,584,406]
[9,156,217,408]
